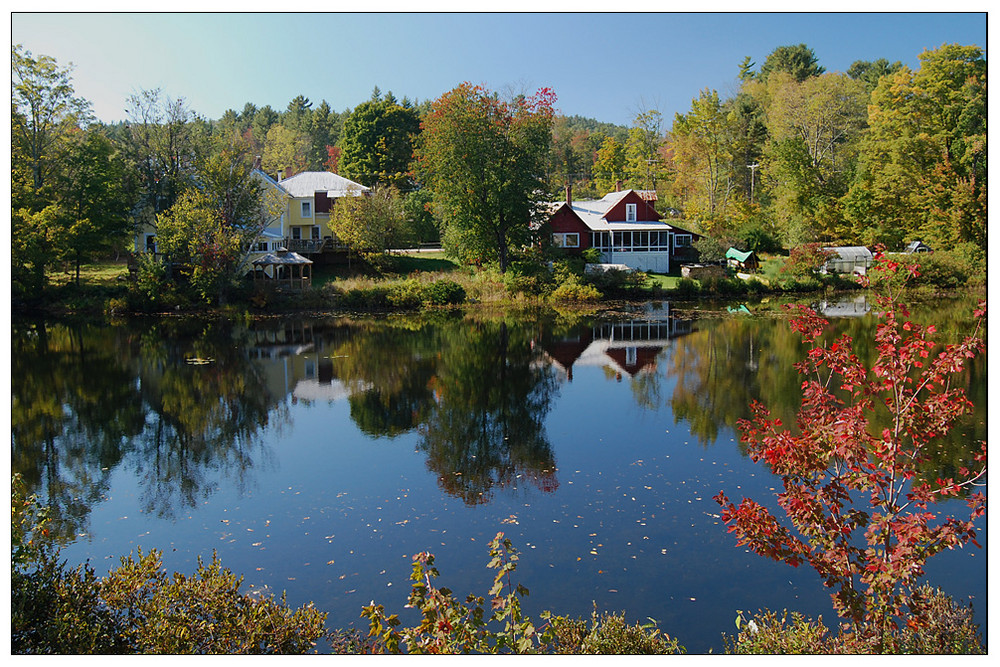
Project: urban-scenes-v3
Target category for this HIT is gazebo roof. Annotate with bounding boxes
[252,248,313,266]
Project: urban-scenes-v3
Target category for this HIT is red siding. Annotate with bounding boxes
[547,205,591,251]
[605,191,662,223]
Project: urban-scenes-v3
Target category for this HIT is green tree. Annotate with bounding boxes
[624,109,667,191]
[11,44,92,197]
[328,184,411,259]
[758,43,825,83]
[261,124,309,177]
[338,90,420,188]
[670,89,734,223]
[58,131,132,284]
[592,135,627,194]
[416,83,556,272]
[764,72,868,242]
[844,44,986,249]
[847,57,904,92]
[118,88,207,228]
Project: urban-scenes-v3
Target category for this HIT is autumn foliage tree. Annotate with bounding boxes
[714,256,986,650]
[416,83,556,272]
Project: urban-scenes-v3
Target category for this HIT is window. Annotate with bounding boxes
[255,241,269,252]
[553,232,580,248]
[292,227,302,240]
[145,234,157,253]
[675,234,692,247]
[311,226,321,240]
[626,203,637,222]
[301,201,312,218]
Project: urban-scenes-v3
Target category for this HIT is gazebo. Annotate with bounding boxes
[251,248,313,290]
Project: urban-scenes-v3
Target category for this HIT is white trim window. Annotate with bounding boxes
[301,200,312,218]
[674,233,693,248]
[625,203,637,222]
[553,232,580,248]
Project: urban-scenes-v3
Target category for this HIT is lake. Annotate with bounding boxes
[10,293,987,653]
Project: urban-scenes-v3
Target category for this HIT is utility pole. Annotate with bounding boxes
[747,163,759,204]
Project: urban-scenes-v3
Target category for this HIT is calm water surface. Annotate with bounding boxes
[11,295,987,653]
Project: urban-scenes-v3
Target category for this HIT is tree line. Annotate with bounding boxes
[12,41,986,304]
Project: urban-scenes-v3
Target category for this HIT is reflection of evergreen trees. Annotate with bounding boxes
[13,297,982,534]
[666,296,986,484]
[331,316,561,504]
[418,321,559,504]
[11,318,282,540]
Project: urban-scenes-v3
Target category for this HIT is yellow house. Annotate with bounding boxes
[134,169,370,262]
[276,171,370,253]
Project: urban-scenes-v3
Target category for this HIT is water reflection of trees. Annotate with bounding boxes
[418,320,559,504]
[664,296,986,483]
[11,317,283,541]
[328,316,560,504]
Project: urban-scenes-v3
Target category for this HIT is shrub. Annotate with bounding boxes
[541,608,685,654]
[580,247,602,264]
[550,281,602,302]
[724,593,984,655]
[100,549,328,654]
[386,279,425,309]
[673,277,701,296]
[12,476,329,655]
[422,279,466,305]
[701,276,748,296]
[583,268,648,296]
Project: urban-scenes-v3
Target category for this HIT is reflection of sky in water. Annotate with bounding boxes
[44,311,987,654]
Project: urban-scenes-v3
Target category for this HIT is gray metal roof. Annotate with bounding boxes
[823,246,873,260]
[279,171,369,198]
[552,190,674,232]
[252,249,313,265]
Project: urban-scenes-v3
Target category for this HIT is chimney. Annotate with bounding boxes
[565,183,572,205]
[252,155,262,171]
[615,180,623,192]
[277,169,285,181]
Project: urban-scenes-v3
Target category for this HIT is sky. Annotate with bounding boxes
[10,8,989,128]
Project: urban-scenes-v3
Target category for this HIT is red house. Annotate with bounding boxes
[544,186,700,273]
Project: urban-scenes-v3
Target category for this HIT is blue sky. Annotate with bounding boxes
[11,10,988,128]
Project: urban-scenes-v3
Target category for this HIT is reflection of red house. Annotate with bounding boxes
[538,315,693,382]
[544,185,701,273]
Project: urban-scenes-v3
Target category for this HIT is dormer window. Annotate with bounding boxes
[626,203,637,222]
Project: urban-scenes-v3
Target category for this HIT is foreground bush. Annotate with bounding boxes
[12,477,328,655]
[362,532,682,654]
[725,589,984,655]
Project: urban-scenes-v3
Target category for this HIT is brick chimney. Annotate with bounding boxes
[565,183,572,205]
[615,180,623,192]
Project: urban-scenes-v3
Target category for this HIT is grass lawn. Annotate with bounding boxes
[385,250,461,275]
[644,273,683,291]
[47,261,130,287]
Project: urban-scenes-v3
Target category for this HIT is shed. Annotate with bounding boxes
[251,248,313,289]
[725,247,760,272]
[822,246,873,275]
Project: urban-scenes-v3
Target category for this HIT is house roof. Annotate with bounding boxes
[279,171,369,198]
[552,190,673,232]
[252,249,313,265]
[823,246,873,261]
